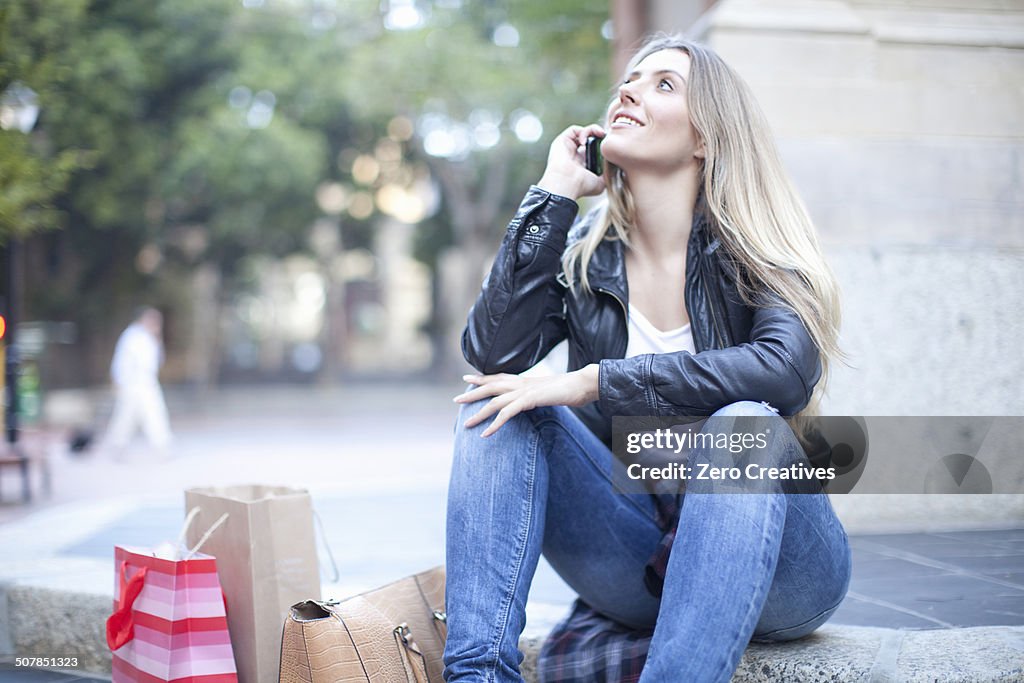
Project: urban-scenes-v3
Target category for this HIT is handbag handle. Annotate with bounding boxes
[393,623,430,683]
[106,561,149,651]
[431,609,447,642]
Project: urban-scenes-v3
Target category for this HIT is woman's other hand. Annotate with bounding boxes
[454,365,600,437]
[537,125,606,201]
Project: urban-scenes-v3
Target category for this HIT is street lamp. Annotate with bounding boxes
[381,0,427,31]
[1,81,39,500]
[0,83,40,134]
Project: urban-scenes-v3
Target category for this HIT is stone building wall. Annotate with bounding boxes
[646,0,1024,415]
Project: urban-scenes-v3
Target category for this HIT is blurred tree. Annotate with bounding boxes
[331,0,612,372]
[6,0,612,386]
[179,0,613,379]
[4,0,248,385]
[6,0,337,386]
[0,1,87,242]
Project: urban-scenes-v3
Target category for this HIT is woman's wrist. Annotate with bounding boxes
[573,364,600,404]
[536,173,581,202]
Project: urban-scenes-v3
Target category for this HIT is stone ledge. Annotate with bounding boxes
[524,624,1024,682]
[4,583,1022,682]
[1,584,110,674]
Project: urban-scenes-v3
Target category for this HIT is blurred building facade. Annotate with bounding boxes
[618,0,1024,415]
[216,220,432,383]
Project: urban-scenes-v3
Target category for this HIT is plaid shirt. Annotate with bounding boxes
[536,492,682,683]
[538,600,652,683]
[644,492,683,597]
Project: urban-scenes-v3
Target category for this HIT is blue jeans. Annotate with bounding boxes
[443,400,851,683]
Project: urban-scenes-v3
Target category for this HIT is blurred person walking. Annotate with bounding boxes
[103,307,172,459]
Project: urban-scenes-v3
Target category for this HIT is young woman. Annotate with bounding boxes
[443,35,851,683]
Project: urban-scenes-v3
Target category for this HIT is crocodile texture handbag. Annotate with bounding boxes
[279,566,447,683]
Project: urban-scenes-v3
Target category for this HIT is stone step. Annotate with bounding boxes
[521,626,1024,682]
[3,585,1022,682]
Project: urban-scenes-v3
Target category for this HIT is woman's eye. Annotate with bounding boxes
[658,79,673,91]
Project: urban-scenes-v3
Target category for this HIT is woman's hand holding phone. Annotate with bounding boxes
[537,124,605,201]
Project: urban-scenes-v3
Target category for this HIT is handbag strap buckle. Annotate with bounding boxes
[394,623,412,645]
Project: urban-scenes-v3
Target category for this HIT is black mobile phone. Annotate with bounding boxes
[585,136,602,175]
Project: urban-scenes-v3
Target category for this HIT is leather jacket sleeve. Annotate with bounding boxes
[598,305,822,417]
[462,186,579,374]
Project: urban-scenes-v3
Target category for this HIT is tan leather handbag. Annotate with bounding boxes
[279,566,447,683]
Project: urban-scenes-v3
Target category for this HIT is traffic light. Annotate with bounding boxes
[1,313,5,435]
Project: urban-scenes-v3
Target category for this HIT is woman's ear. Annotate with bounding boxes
[695,137,706,160]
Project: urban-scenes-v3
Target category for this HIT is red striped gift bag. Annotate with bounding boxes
[108,544,238,683]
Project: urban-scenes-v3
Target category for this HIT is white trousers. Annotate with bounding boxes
[106,382,172,449]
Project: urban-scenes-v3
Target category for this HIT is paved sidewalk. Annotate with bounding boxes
[0,665,106,682]
[1,383,1022,681]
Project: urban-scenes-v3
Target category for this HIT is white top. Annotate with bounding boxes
[110,322,163,387]
[625,303,696,358]
[523,303,696,377]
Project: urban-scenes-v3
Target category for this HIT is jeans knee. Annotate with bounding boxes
[752,601,840,643]
[455,390,493,422]
[753,576,848,643]
[711,400,780,418]
[689,401,806,489]
[452,399,540,469]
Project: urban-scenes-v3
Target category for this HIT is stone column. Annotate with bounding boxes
[667,0,1024,415]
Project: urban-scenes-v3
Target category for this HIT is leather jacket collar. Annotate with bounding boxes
[579,201,721,352]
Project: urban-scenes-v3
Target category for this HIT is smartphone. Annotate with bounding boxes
[585,136,603,175]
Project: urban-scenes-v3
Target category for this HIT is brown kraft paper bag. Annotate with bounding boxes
[185,485,321,683]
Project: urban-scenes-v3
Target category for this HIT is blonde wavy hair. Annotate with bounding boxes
[562,35,843,414]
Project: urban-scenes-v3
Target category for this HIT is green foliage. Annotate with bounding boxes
[0,131,79,240]
[5,0,615,382]
[330,0,611,267]
[163,108,325,263]
[4,0,612,260]
[0,0,91,242]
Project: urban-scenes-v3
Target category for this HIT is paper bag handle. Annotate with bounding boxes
[180,508,232,616]
[106,562,148,651]
[314,509,340,584]
[182,507,229,560]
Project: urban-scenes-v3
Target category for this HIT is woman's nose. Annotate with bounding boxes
[618,81,638,104]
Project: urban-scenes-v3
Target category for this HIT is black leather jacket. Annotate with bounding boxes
[462,186,822,444]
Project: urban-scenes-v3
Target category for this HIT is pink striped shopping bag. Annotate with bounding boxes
[108,545,238,683]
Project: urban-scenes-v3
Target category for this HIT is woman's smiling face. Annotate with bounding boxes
[599,48,704,174]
